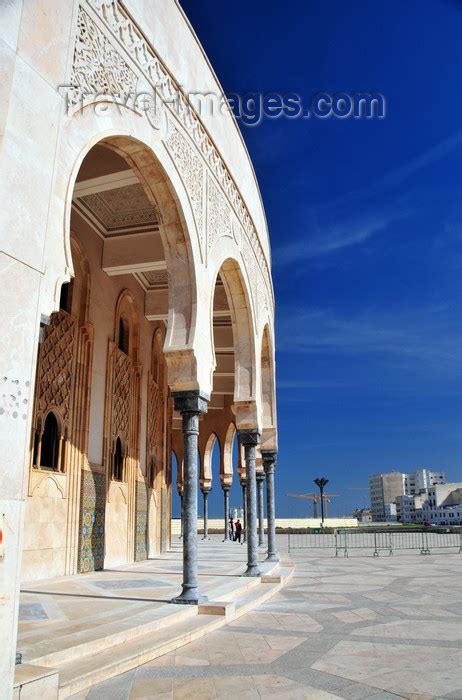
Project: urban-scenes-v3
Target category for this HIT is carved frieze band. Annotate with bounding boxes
[70,0,272,324]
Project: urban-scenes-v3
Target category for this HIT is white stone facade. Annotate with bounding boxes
[0,1,277,694]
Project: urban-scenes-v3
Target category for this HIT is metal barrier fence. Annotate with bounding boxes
[287,530,462,556]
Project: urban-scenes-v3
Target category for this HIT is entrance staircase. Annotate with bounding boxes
[14,561,293,698]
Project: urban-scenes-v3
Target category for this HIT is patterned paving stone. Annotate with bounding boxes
[42,537,462,699]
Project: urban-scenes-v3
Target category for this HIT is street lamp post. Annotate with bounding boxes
[314,477,329,526]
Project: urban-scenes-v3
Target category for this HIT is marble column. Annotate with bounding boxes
[177,484,183,539]
[262,450,279,562]
[171,391,208,604]
[238,429,262,576]
[201,487,210,540]
[222,484,230,541]
[240,477,247,543]
[257,473,265,547]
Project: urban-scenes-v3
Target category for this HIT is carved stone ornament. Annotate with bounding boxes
[166,124,204,251]
[111,348,132,443]
[69,1,272,314]
[68,6,138,111]
[38,311,76,425]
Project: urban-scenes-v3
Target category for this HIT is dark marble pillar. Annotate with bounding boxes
[240,477,247,543]
[201,487,210,540]
[177,484,183,539]
[262,450,278,562]
[257,473,265,547]
[222,484,230,541]
[238,429,262,576]
[171,391,208,604]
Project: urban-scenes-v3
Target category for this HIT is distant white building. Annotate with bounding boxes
[397,482,462,525]
[369,472,406,521]
[405,469,445,494]
[369,469,446,522]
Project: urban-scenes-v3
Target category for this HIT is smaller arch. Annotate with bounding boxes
[222,422,236,486]
[118,317,130,355]
[40,411,61,471]
[260,324,276,438]
[59,281,71,313]
[202,432,220,486]
[210,258,257,404]
[114,290,140,364]
[113,436,124,482]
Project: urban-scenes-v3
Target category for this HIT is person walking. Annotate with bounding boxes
[229,517,234,541]
[234,518,242,543]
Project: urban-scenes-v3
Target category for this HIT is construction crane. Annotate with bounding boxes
[286,492,340,519]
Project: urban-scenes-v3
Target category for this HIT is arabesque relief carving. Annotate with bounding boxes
[111,348,132,443]
[69,6,138,111]
[38,311,77,426]
[69,0,273,318]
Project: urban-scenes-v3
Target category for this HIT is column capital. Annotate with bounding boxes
[201,485,212,494]
[237,428,261,446]
[222,483,231,492]
[256,472,266,483]
[262,450,277,473]
[172,390,209,414]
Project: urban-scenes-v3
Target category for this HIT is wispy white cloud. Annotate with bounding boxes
[273,214,397,266]
[277,305,462,370]
[273,130,462,267]
[319,129,462,211]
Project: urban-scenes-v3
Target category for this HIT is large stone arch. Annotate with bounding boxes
[42,113,213,395]
[208,254,258,407]
[260,323,277,450]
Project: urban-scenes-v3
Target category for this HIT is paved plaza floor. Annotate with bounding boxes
[67,535,462,699]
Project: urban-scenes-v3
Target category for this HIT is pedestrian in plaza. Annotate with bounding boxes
[234,518,242,543]
[229,517,234,540]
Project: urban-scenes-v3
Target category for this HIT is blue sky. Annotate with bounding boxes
[179,0,462,518]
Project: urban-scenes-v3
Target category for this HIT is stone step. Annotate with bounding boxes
[17,599,159,646]
[13,663,59,699]
[22,603,197,668]
[56,613,224,698]
[55,577,286,697]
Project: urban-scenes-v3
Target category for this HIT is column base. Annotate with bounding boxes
[265,553,279,562]
[171,589,208,605]
[242,565,262,577]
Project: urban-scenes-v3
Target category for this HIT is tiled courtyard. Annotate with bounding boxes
[72,536,462,699]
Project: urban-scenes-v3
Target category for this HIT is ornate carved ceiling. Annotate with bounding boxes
[73,181,158,237]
